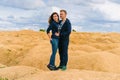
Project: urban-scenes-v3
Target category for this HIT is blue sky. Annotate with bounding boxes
[0,0,120,32]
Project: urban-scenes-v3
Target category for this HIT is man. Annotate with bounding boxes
[56,10,72,70]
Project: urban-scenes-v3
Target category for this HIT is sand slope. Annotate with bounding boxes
[0,66,120,80]
[0,30,120,80]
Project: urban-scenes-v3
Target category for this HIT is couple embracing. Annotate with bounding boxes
[47,10,72,71]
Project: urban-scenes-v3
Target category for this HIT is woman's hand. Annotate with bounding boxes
[47,33,52,40]
[55,32,59,36]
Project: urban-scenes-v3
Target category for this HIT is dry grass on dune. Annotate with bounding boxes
[0,30,120,80]
[69,32,120,73]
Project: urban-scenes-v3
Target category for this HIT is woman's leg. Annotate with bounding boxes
[49,39,58,66]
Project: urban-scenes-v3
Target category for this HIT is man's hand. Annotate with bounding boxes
[55,32,60,36]
[50,38,52,40]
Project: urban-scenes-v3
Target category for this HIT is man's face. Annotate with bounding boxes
[60,11,66,19]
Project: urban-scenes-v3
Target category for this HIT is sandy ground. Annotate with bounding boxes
[0,30,120,80]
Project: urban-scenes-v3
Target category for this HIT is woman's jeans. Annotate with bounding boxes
[49,38,59,66]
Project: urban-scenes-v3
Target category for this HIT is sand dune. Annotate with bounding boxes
[0,30,120,80]
[0,66,120,80]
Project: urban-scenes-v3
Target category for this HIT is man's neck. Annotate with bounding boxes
[62,18,67,22]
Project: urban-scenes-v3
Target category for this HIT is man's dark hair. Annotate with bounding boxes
[60,10,67,14]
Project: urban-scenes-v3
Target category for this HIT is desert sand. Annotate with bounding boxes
[0,30,120,80]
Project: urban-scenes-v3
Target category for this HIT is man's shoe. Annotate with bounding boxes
[61,66,67,71]
[57,66,63,69]
[47,64,58,71]
[57,66,67,71]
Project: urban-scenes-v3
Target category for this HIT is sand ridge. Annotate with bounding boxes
[0,30,120,80]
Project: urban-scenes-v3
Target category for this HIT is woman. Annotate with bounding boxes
[46,12,60,71]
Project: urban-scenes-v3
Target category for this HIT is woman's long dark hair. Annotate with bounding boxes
[48,12,59,24]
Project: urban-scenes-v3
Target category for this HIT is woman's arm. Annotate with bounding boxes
[47,33,52,40]
[46,25,52,40]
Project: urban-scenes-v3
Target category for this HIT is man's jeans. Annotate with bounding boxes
[59,39,69,67]
[49,38,59,66]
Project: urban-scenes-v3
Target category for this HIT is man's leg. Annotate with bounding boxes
[62,40,69,66]
[59,40,69,71]
[58,40,64,67]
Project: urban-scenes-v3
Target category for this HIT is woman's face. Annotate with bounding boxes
[53,14,59,22]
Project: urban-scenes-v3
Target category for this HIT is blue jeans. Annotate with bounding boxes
[49,38,59,66]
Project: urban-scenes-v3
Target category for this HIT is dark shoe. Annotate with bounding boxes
[61,66,67,71]
[57,66,63,69]
[47,64,58,71]
[57,66,67,71]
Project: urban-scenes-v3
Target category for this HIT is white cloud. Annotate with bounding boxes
[92,0,120,21]
[0,0,46,10]
[52,6,61,14]
[0,20,13,25]
[0,0,120,32]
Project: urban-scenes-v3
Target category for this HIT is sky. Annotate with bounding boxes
[0,0,120,32]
